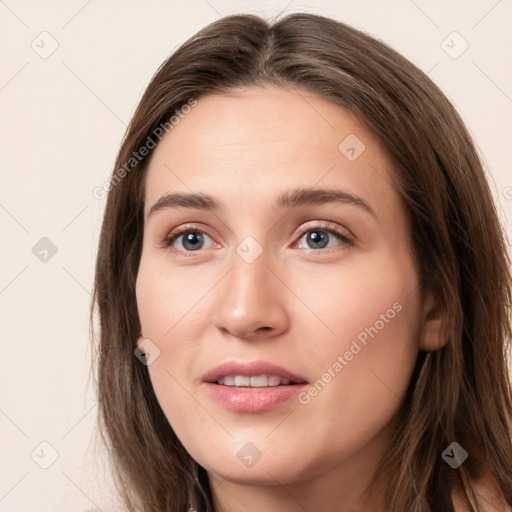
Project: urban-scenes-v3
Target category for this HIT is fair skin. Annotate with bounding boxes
[135,85,449,512]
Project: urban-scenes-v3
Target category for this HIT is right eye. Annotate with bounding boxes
[162,224,217,256]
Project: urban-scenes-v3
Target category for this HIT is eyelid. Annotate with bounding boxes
[165,222,207,240]
[294,220,353,240]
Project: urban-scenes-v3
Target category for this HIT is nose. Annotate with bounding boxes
[212,250,290,341]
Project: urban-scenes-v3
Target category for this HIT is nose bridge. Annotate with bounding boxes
[229,247,271,306]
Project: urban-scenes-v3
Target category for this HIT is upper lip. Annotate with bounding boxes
[202,360,308,384]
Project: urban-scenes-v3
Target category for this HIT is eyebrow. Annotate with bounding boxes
[147,188,377,219]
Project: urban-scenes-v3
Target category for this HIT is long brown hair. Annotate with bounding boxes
[90,12,512,512]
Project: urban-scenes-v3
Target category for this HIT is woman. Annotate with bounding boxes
[90,12,512,512]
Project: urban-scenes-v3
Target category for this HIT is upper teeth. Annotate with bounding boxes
[216,375,292,387]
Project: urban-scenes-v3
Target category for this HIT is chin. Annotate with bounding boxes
[193,442,313,485]
[205,460,304,486]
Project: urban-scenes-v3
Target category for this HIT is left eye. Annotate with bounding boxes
[295,228,352,250]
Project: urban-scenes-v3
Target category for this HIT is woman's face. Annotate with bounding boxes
[136,86,435,497]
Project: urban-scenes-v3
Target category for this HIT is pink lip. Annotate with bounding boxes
[202,360,308,413]
[204,383,307,412]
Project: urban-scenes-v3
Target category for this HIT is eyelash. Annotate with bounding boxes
[160,222,355,257]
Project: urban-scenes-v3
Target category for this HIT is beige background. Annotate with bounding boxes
[1,0,511,510]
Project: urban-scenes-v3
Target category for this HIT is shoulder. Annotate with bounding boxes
[451,470,510,512]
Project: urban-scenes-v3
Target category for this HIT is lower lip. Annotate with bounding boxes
[204,382,307,412]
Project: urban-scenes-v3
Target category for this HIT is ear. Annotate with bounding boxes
[418,287,450,351]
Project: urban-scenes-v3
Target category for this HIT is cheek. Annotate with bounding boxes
[294,250,422,444]
[319,295,420,462]
[293,246,422,360]
[135,255,214,414]
[135,254,210,341]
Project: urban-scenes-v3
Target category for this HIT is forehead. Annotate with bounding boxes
[143,86,401,223]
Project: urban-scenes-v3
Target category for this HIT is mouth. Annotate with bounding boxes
[202,360,308,412]
[215,375,302,387]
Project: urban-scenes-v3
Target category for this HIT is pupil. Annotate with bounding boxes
[183,232,203,250]
[308,231,328,249]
